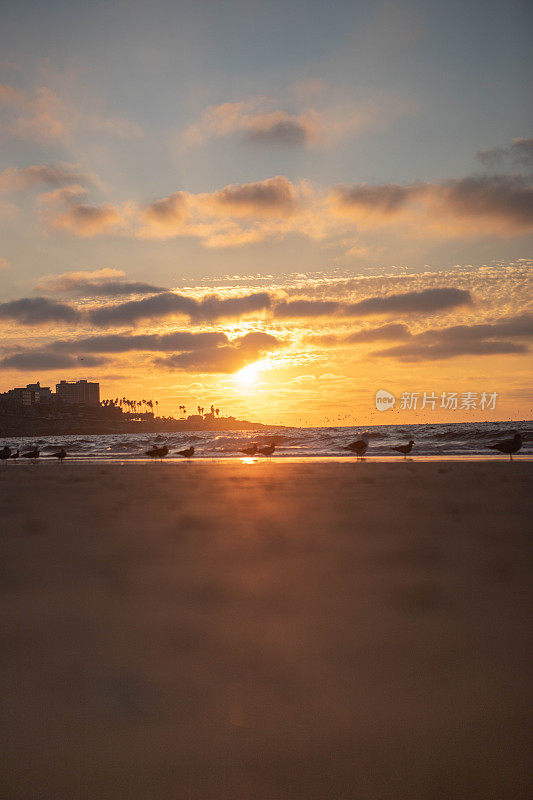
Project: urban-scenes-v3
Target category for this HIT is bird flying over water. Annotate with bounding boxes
[146,444,168,460]
[240,443,258,456]
[49,447,67,462]
[176,446,194,458]
[393,440,414,457]
[258,443,275,456]
[487,432,522,461]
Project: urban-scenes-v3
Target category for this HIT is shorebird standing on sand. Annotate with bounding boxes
[49,447,67,462]
[393,440,414,457]
[176,446,194,458]
[345,432,369,459]
[22,447,39,461]
[146,444,168,461]
[258,443,275,457]
[0,446,11,463]
[10,448,19,460]
[240,443,258,456]
[487,432,523,461]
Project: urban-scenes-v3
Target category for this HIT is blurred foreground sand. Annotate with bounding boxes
[1,461,532,799]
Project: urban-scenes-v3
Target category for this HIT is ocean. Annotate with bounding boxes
[1,420,531,460]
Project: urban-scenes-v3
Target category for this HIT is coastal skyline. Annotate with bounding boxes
[1,0,532,425]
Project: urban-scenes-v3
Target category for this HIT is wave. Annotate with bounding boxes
[2,421,531,459]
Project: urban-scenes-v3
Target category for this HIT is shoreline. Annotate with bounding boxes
[2,454,532,464]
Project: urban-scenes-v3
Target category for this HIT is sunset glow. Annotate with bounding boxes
[0,1,531,425]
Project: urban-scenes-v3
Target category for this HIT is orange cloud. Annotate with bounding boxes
[51,203,125,236]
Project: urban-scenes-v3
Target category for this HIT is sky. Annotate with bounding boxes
[0,0,532,425]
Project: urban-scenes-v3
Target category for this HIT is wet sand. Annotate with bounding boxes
[1,461,532,799]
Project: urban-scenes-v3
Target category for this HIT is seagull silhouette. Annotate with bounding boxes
[10,448,19,460]
[240,443,258,456]
[176,446,194,458]
[345,432,369,458]
[22,447,39,460]
[487,432,522,461]
[0,446,11,463]
[393,440,414,457]
[146,444,168,461]
[49,447,67,462]
[258,443,275,457]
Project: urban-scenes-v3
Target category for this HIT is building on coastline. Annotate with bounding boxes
[2,381,53,406]
[56,380,100,405]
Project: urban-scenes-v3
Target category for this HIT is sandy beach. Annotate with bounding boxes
[1,461,532,800]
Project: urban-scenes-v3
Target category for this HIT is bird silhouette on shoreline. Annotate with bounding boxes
[258,443,275,457]
[49,447,67,462]
[240,443,258,456]
[10,448,19,460]
[393,440,414,457]
[146,444,168,461]
[487,432,522,461]
[344,433,369,459]
[0,446,11,463]
[22,447,39,461]
[176,446,194,458]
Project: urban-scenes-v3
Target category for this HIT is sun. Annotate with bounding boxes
[234,362,261,389]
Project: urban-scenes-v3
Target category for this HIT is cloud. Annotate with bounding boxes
[477,137,533,168]
[153,332,282,373]
[330,174,533,235]
[311,323,412,345]
[0,81,143,144]
[0,163,95,194]
[50,330,228,354]
[88,291,272,326]
[182,101,321,149]
[199,176,298,218]
[0,256,10,270]
[0,296,80,324]
[373,313,533,361]
[0,351,107,370]
[51,203,125,236]
[344,287,472,315]
[243,111,321,146]
[140,192,189,235]
[274,288,472,318]
[37,268,166,296]
[375,339,528,361]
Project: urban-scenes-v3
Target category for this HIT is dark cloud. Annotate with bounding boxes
[343,323,412,342]
[273,299,340,318]
[206,176,297,217]
[374,340,528,361]
[0,296,80,324]
[51,330,228,354]
[88,291,272,326]
[274,288,471,319]
[477,137,533,168]
[49,280,167,297]
[344,287,472,315]
[245,118,308,146]
[154,331,281,373]
[330,174,533,232]
[331,182,423,213]
[373,313,532,361]
[0,163,94,193]
[439,174,533,228]
[0,351,107,370]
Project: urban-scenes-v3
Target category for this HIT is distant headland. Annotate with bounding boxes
[0,379,273,436]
